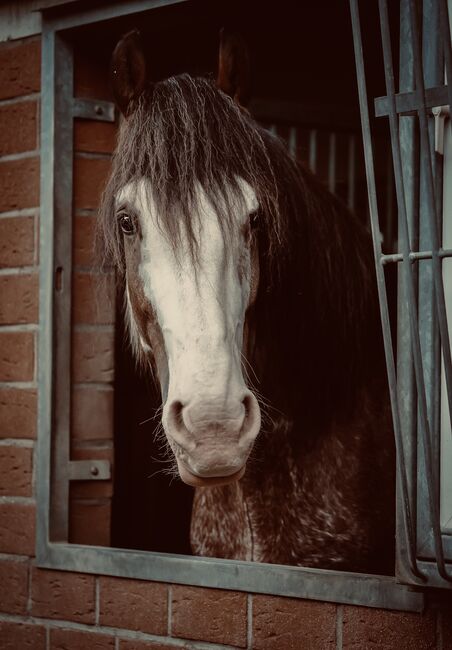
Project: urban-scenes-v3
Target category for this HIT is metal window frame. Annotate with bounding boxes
[36,0,424,612]
[350,0,452,590]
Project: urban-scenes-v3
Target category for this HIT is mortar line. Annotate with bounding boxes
[0,93,40,107]
[336,605,343,650]
[95,577,100,625]
[167,584,172,636]
[0,611,243,649]
[246,594,253,649]
[0,150,40,162]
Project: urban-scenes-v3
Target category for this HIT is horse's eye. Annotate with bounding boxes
[118,212,137,236]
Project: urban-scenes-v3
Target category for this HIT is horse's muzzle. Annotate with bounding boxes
[163,391,261,485]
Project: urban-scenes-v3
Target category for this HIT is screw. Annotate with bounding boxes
[90,465,99,477]
[95,105,103,116]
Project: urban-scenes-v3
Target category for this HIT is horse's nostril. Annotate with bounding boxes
[241,392,260,439]
[169,400,185,432]
[242,394,252,419]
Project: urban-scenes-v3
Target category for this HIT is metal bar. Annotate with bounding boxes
[380,0,450,581]
[42,0,189,31]
[397,0,419,585]
[73,98,115,122]
[39,542,425,612]
[375,84,449,117]
[36,24,56,561]
[68,460,111,481]
[50,31,74,543]
[385,146,394,248]
[349,0,424,582]
[381,249,452,264]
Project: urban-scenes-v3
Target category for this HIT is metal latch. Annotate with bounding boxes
[432,105,450,155]
[68,460,111,481]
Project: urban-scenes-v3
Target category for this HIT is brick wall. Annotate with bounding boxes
[0,34,451,650]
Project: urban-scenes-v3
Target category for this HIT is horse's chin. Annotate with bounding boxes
[176,460,246,487]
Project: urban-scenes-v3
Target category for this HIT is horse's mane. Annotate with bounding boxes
[99,74,385,440]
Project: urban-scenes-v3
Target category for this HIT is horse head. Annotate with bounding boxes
[104,30,265,487]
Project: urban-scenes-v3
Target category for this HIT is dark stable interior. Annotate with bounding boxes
[68,0,398,560]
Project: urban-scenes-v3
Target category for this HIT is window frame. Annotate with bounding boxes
[37,0,425,612]
[350,0,452,589]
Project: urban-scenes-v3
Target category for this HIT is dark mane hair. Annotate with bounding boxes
[99,74,384,440]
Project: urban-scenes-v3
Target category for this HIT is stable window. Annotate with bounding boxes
[36,0,450,611]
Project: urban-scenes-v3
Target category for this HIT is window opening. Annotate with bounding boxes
[36,0,436,611]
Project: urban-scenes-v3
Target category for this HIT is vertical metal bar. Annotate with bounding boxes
[37,24,56,560]
[397,0,420,583]
[384,147,394,248]
[416,0,443,563]
[309,129,317,173]
[347,134,356,211]
[50,31,74,542]
[349,0,424,581]
[328,132,336,193]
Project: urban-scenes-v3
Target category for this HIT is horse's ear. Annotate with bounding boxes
[216,28,250,107]
[111,30,149,116]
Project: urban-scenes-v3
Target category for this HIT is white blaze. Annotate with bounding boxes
[118,178,258,412]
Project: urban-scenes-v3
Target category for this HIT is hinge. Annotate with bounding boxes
[68,460,111,481]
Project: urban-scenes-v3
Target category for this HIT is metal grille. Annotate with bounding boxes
[350,0,452,588]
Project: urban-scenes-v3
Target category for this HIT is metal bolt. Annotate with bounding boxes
[95,105,103,116]
[90,465,99,477]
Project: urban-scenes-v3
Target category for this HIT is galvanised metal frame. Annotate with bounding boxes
[350,0,452,589]
[37,0,425,612]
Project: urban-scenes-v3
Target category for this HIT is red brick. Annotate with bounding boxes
[72,330,114,383]
[0,216,35,267]
[0,273,38,324]
[70,446,113,498]
[74,215,96,266]
[0,158,39,212]
[342,606,436,649]
[120,642,180,650]
[0,101,38,155]
[73,273,115,324]
[0,558,29,614]
[50,628,115,650]
[74,157,111,210]
[0,502,36,555]
[31,567,95,623]
[0,445,33,496]
[75,120,117,154]
[69,499,111,546]
[172,585,247,647]
[72,386,114,441]
[0,388,37,438]
[252,596,336,650]
[99,576,167,635]
[0,331,34,381]
[0,39,41,100]
[0,621,46,650]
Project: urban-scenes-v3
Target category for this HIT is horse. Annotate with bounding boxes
[98,29,395,574]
